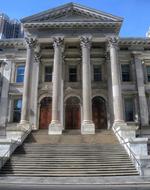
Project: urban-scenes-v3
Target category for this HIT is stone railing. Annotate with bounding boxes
[113,124,150,176]
[0,125,31,169]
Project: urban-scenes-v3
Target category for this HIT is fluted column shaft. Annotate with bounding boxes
[134,53,149,126]
[21,37,36,123]
[80,36,95,134]
[49,37,63,135]
[51,37,63,122]
[81,37,92,121]
[108,37,124,123]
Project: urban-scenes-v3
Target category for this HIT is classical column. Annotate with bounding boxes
[20,36,37,127]
[0,59,12,137]
[108,37,125,126]
[30,44,40,129]
[80,36,95,134]
[134,53,149,126]
[49,37,63,135]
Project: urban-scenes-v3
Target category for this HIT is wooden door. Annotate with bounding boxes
[92,97,107,129]
[39,97,52,129]
[65,97,81,129]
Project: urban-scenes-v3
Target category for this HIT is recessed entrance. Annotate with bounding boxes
[92,96,107,129]
[65,97,81,130]
[39,97,52,129]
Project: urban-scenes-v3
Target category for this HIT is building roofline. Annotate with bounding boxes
[21,2,123,23]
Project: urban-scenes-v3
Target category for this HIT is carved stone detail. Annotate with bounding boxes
[53,37,64,49]
[25,36,37,48]
[34,44,41,63]
[107,36,119,49]
[80,36,91,49]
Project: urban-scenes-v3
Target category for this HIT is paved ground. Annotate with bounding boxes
[0,184,150,190]
[0,176,150,190]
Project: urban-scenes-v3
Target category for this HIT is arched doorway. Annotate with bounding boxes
[92,96,107,129]
[39,97,52,129]
[65,97,81,130]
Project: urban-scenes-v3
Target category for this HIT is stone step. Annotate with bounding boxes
[4,163,135,167]
[11,154,129,157]
[9,158,130,162]
[5,161,134,165]
[1,169,138,174]
[2,166,137,170]
[0,172,138,177]
[1,130,138,177]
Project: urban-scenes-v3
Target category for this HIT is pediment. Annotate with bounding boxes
[21,3,123,23]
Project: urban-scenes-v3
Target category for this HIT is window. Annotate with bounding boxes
[44,66,52,82]
[69,67,77,82]
[13,99,22,122]
[146,66,150,82]
[124,98,134,122]
[121,64,130,82]
[93,66,102,81]
[16,66,25,83]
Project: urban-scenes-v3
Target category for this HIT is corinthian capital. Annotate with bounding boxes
[80,36,92,49]
[107,36,119,49]
[34,44,41,63]
[53,37,64,49]
[25,36,37,48]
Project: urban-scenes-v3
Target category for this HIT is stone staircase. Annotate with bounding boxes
[0,130,139,177]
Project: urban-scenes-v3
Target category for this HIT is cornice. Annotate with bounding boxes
[23,22,121,31]
[119,38,150,46]
[0,39,26,48]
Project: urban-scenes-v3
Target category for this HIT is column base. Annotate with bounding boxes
[113,120,127,129]
[17,120,31,131]
[48,121,63,135]
[81,121,95,135]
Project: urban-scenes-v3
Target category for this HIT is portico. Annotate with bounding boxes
[17,32,125,135]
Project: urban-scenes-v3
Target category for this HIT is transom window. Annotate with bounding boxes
[121,64,130,82]
[16,65,25,83]
[93,66,102,81]
[146,66,150,82]
[69,67,77,82]
[124,98,134,122]
[44,66,52,82]
[13,99,22,122]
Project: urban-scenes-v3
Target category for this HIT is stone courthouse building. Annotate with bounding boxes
[1,3,150,181]
[0,2,150,135]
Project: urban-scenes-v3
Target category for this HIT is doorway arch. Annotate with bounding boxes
[65,96,81,130]
[92,96,107,129]
[39,97,52,129]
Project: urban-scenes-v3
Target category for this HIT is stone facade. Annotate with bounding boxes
[0,3,150,135]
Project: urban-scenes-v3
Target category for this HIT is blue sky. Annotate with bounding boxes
[0,0,149,37]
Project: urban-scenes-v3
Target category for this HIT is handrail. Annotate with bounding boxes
[0,128,30,167]
[113,128,142,173]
